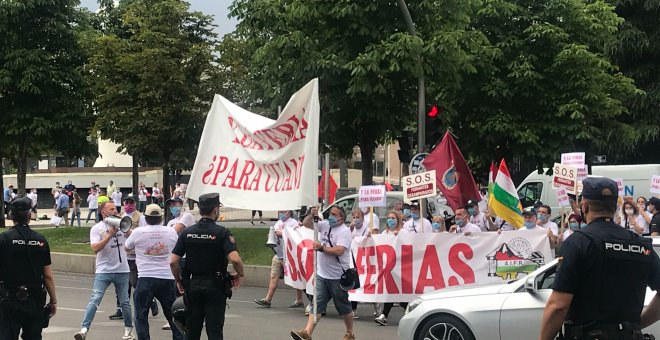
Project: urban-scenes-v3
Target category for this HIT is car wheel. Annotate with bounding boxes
[416,314,475,340]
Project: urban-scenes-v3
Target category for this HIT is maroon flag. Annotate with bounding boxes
[423,131,481,211]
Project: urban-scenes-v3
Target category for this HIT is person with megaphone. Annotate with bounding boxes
[74,198,135,340]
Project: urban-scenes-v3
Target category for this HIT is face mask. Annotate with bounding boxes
[328,215,338,227]
[537,214,547,222]
[403,209,411,218]
[625,209,634,215]
[580,223,588,229]
[411,213,419,220]
[569,222,578,230]
[432,222,440,231]
[278,212,287,221]
[524,221,535,229]
[124,204,136,214]
[387,218,397,229]
[456,219,465,227]
[353,218,363,229]
[467,208,476,216]
[170,206,182,217]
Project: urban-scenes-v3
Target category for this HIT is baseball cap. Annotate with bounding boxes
[408,201,420,208]
[165,197,184,205]
[9,197,31,212]
[144,204,162,217]
[581,177,618,200]
[198,193,221,208]
[465,199,478,208]
[522,206,536,216]
[123,194,136,203]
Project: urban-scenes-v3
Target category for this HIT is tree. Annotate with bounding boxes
[229,0,482,184]
[0,0,96,196]
[88,0,219,198]
[430,0,640,175]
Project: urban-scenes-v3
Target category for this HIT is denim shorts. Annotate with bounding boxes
[315,275,352,316]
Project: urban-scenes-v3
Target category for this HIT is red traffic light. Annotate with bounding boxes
[427,105,439,118]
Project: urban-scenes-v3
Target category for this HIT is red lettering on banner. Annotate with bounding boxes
[375,244,398,294]
[221,159,240,188]
[363,246,377,294]
[211,156,229,186]
[228,109,310,151]
[401,245,413,294]
[236,160,255,190]
[415,245,446,293]
[448,243,475,286]
[246,167,262,191]
[264,165,277,192]
[281,162,293,191]
[201,155,217,185]
[286,239,299,281]
[297,239,315,281]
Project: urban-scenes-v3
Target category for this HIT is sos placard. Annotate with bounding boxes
[553,163,577,195]
[402,170,437,203]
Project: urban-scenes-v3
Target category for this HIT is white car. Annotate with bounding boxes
[398,238,660,340]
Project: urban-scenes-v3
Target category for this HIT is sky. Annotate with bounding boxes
[78,0,239,36]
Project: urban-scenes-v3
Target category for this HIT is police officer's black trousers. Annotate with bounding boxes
[185,277,227,340]
[0,298,44,340]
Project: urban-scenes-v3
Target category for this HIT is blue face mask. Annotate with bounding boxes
[411,213,419,220]
[456,219,465,227]
[569,222,578,230]
[524,221,535,229]
[467,208,476,216]
[278,212,287,221]
[386,218,397,229]
[353,218,363,229]
[432,222,440,231]
[328,215,339,227]
[580,223,588,229]
[403,209,411,218]
[537,214,547,222]
[170,206,181,217]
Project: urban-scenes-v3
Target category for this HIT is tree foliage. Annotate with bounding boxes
[0,0,96,195]
[88,0,219,196]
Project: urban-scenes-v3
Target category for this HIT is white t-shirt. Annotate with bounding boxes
[351,225,370,239]
[166,212,196,230]
[317,221,352,280]
[111,191,123,206]
[640,212,653,234]
[520,225,546,232]
[87,194,98,209]
[273,218,300,259]
[619,214,645,235]
[458,222,481,234]
[403,218,433,233]
[494,217,515,231]
[27,192,38,207]
[90,221,130,274]
[562,229,574,242]
[540,221,559,236]
[363,212,380,231]
[125,224,178,280]
[470,212,489,232]
[382,228,410,236]
[138,188,148,201]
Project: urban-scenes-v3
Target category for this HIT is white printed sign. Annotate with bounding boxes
[651,176,660,195]
[283,228,552,302]
[358,185,387,208]
[561,152,585,166]
[402,170,437,203]
[553,163,578,195]
[613,178,625,196]
[186,79,320,210]
[555,188,570,207]
[576,164,588,181]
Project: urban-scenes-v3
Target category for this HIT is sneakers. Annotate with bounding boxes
[151,299,159,317]
[343,333,356,340]
[290,329,312,340]
[254,298,272,308]
[108,309,123,320]
[288,301,305,308]
[122,327,134,340]
[352,310,359,319]
[162,323,171,330]
[73,328,87,340]
[374,314,388,326]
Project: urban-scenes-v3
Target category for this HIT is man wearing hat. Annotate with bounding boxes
[465,199,491,232]
[647,197,660,236]
[166,197,195,235]
[170,193,245,340]
[125,204,182,340]
[540,177,660,340]
[402,201,433,233]
[0,197,57,339]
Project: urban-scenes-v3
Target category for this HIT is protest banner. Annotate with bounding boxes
[358,185,386,208]
[553,163,578,195]
[283,228,552,302]
[652,176,660,195]
[402,170,437,203]
[561,152,585,166]
[555,188,570,207]
[613,178,625,196]
[186,79,320,210]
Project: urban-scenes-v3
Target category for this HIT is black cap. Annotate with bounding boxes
[581,177,618,200]
[409,201,420,208]
[123,194,136,203]
[9,197,31,211]
[198,193,221,208]
[648,197,660,209]
[465,199,478,207]
[166,197,184,205]
[522,206,536,216]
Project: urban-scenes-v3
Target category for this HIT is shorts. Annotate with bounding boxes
[270,255,284,279]
[315,275,352,316]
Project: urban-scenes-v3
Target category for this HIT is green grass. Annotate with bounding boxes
[34,226,274,266]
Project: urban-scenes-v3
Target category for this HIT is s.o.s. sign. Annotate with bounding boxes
[403,170,437,203]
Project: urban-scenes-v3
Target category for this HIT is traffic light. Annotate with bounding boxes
[425,105,442,150]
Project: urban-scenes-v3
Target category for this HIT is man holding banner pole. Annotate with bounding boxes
[291,206,355,340]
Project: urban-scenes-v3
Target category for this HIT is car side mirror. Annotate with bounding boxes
[524,275,537,293]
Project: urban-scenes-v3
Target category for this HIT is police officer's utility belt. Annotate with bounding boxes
[188,272,233,299]
[0,282,44,302]
[562,321,647,340]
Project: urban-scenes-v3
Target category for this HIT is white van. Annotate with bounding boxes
[517,164,660,218]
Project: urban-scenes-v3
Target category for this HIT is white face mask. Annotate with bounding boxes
[625,209,634,215]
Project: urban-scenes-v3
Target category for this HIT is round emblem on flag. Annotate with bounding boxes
[443,165,459,189]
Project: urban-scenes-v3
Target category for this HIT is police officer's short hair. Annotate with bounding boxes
[10,209,29,225]
[585,197,617,215]
[199,205,216,216]
[538,204,552,214]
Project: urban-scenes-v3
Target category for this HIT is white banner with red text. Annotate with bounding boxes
[283,227,552,302]
[186,79,320,210]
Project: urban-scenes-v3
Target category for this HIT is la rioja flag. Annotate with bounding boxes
[422,131,481,210]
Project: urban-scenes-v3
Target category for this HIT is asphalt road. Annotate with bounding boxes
[46,272,404,340]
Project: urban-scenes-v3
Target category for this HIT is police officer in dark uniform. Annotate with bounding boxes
[0,197,57,340]
[540,177,660,340]
[170,193,244,340]
[647,197,660,236]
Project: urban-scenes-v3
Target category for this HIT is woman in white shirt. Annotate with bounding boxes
[559,214,582,244]
[637,196,652,235]
[619,200,644,235]
[374,211,408,326]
